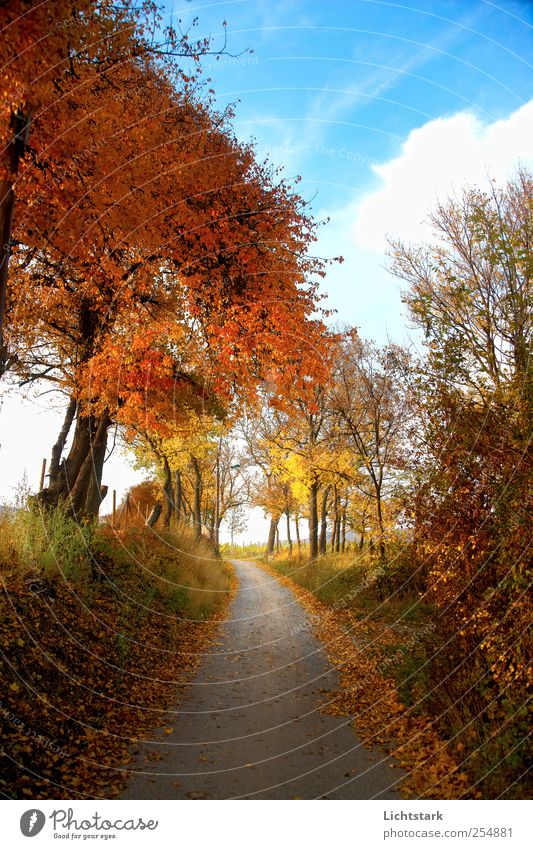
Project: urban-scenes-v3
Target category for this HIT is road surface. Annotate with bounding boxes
[121,560,404,799]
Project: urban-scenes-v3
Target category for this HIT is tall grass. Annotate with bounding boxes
[0,505,95,582]
[0,506,231,620]
[268,544,433,624]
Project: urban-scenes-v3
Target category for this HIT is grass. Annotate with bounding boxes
[0,507,230,620]
[268,544,434,626]
[220,540,271,559]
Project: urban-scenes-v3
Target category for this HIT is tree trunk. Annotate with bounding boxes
[47,397,77,487]
[0,112,30,375]
[146,503,162,528]
[285,508,292,557]
[295,514,301,551]
[40,413,91,506]
[191,456,202,539]
[309,476,319,561]
[266,515,279,555]
[335,492,342,554]
[68,413,110,518]
[83,470,109,519]
[319,485,329,555]
[359,510,366,550]
[341,507,347,552]
[330,518,337,553]
[275,526,280,552]
[181,492,192,524]
[214,446,220,550]
[174,470,182,523]
[162,457,173,529]
[376,487,386,558]
[331,486,339,553]
[41,408,108,510]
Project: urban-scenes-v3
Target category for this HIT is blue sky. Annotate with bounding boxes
[166,0,533,343]
[1,0,532,538]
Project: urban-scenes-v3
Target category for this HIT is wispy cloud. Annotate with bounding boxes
[304,11,483,144]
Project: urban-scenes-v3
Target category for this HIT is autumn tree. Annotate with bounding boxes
[389,169,532,793]
[331,331,410,558]
[4,34,329,517]
[244,375,342,560]
[0,1,235,372]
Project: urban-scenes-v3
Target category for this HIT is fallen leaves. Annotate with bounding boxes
[0,531,236,799]
[261,560,472,800]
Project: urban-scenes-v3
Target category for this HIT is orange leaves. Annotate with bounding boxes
[4,3,336,528]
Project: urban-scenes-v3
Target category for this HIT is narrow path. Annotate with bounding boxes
[121,560,404,799]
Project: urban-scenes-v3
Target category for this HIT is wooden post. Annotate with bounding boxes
[112,489,116,526]
[39,458,47,491]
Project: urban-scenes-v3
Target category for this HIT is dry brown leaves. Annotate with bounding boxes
[260,560,473,799]
[0,559,237,799]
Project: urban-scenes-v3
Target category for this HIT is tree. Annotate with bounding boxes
[331,331,410,558]
[388,170,532,792]
[0,1,236,373]
[390,168,532,407]
[226,503,248,547]
[6,42,328,516]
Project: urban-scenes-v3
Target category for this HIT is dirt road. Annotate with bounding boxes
[121,560,403,799]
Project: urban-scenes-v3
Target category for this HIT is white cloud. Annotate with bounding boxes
[354,99,533,252]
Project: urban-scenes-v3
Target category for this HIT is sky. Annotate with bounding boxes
[1,0,532,540]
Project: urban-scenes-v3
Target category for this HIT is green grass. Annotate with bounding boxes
[0,506,231,621]
[267,545,434,627]
[220,541,270,559]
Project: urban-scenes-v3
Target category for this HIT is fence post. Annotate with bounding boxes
[39,458,47,491]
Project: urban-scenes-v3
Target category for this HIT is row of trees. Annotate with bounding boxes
[241,332,410,559]
[125,327,411,562]
[128,170,531,785]
[148,169,530,797]
[127,170,531,602]
[1,1,331,519]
